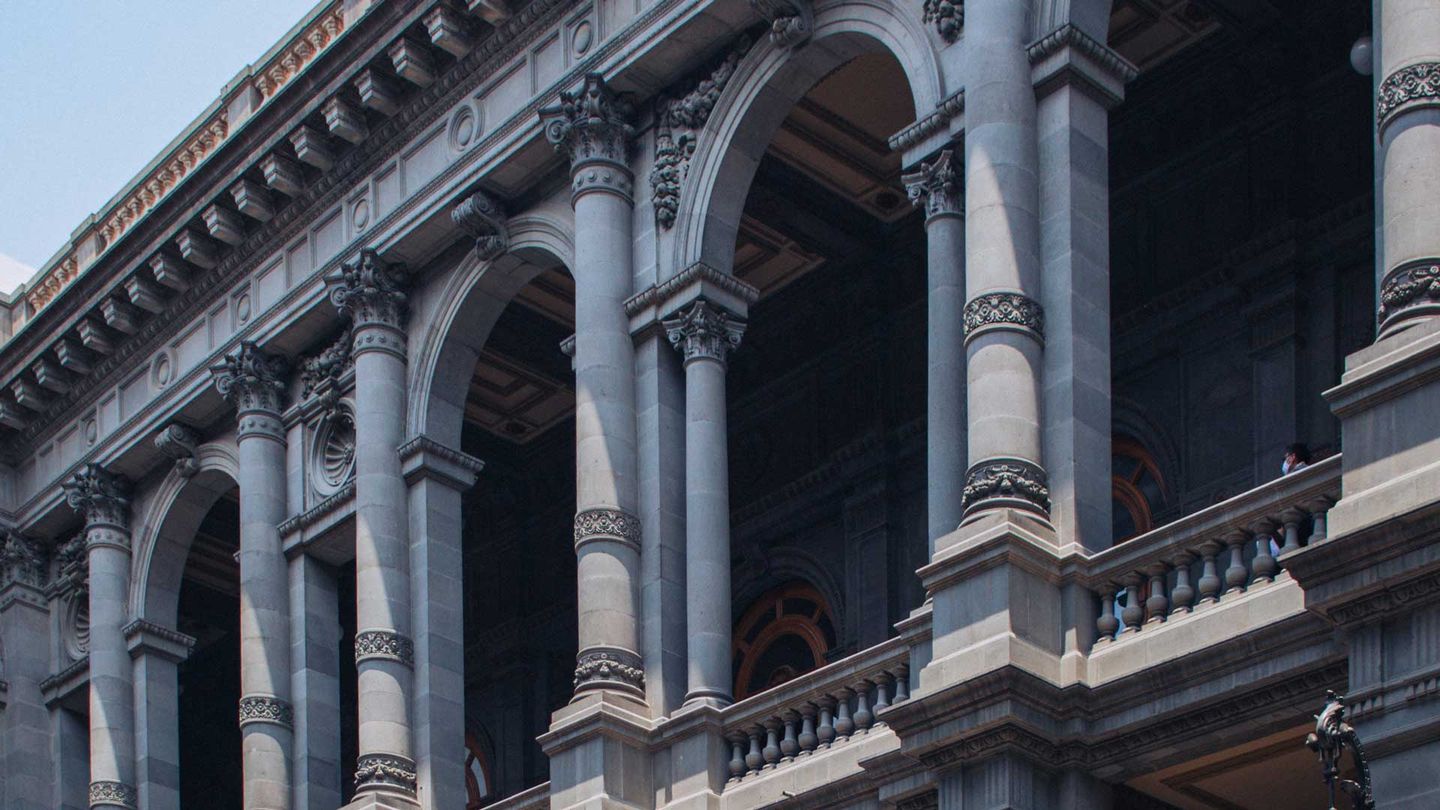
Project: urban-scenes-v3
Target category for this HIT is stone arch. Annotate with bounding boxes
[671,0,943,276]
[406,211,574,449]
[733,544,846,645]
[130,442,240,626]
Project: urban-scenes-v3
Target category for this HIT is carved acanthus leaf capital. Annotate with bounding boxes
[451,190,509,260]
[0,530,44,588]
[326,248,409,331]
[539,73,636,169]
[54,534,88,595]
[63,464,131,531]
[211,341,289,415]
[903,149,961,219]
[751,0,812,48]
[154,424,201,478]
[664,300,746,364]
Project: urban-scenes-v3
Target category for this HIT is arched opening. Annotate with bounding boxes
[732,581,837,700]
[464,731,495,808]
[1111,435,1167,543]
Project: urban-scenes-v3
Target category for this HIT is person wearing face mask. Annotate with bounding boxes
[1281,442,1311,476]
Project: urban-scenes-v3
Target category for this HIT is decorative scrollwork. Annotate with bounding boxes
[574,648,645,692]
[65,592,90,658]
[903,149,961,219]
[452,190,510,259]
[238,695,295,729]
[54,534,88,596]
[922,0,962,43]
[1378,260,1440,328]
[298,326,353,411]
[211,341,289,415]
[664,300,745,365]
[354,752,417,794]
[751,0,812,48]
[539,73,636,170]
[154,423,201,478]
[326,248,409,332]
[88,780,138,809]
[574,508,642,550]
[963,292,1044,340]
[355,629,414,666]
[314,408,356,493]
[64,464,131,532]
[963,458,1051,515]
[1305,691,1375,810]
[1377,62,1440,129]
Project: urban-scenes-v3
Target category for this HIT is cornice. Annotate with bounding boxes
[624,261,759,319]
[278,480,355,538]
[888,89,963,153]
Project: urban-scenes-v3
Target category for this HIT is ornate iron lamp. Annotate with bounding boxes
[1305,691,1374,810]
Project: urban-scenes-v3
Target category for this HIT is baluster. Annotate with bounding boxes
[816,697,836,749]
[1197,541,1222,605]
[1307,497,1332,544]
[798,705,818,755]
[780,712,799,762]
[1278,508,1304,556]
[1169,553,1195,615]
[1120,573,1144,633]
[1223,530,1249,596]
[745,726,763,776]
[834,689,855,741]
[762,719,782,769]
[728,733,746,782]
[873,672,892,718]
[893,664,910,702]
[1096,585,1119,643]
[1250,519,1277,583]
[1144,562,1169,624]
[853,682,874,733]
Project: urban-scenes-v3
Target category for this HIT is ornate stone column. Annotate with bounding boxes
[0,531,52,810]
[540,73,645,701]
[325,249,418,803]
[1375,1,1440,336]
[903,149,966,550]
[62,464,136,810]
[664,300,744,707]
[211,342,295,810]
[961,1,1049,523]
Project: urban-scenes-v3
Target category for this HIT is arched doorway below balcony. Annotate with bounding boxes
[731,581,837,700]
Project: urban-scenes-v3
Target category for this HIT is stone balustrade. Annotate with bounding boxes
[718,637,910,784]
[1088,455,1340,645]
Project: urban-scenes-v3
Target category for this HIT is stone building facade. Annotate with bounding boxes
[0,0,1437,808]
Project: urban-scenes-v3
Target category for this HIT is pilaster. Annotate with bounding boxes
[125,619,194,810]
[0,531,53,810]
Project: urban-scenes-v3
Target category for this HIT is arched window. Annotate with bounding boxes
[1112,436,1167,543]
[732,581,837,700]
[464,732,493,809]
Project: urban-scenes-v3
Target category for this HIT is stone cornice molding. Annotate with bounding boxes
[63,463,131,533]
[1377,62,1440,132]
[451,190,510,260]
[889,89,963,153]
[399,434,485,491]
[254,8,347,99]
[210,341,290,419]
[626,262,759,321]
[902,149,961,221]
[325,248,410,334]
[123,618,195,663]
[664,299,745,366]
[278,480,354,542]
[153,423,202,478]
[1026,24,1137,108]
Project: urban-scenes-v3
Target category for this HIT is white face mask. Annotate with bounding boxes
[1281,459,1292,475]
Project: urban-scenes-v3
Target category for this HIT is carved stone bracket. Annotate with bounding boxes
[64,464,131,535]
[573,647,645,692]
[963,292,1045,342]
[651,37,752,229]
[573,507,642,551]
[298,326,353,414]
[0,531,44,589]
[238,694,295,729]
[354,752,417,795]
[1377,258,1440,329]
[452,190,510,259]
[751,0,812,49]
[54,534,88,596]
[922,0,962,43]
[154,424,201,478]
[540,73,636,178]
[664,300,746,365]
[963,458,1051,515]
[211,341,289,418]
[903,148,961,220]
[354,629,414,666]
[1377,61,1440,131]
[88,780,138,810]
[327,249,409,334]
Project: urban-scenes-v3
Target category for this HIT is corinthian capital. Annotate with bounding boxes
[211,342,289,415]
[664,300,745,365]
[539,73,636,169]
[0,530,44,589]
[326,248,409,332]
[63,463,131,531]
[903,149,961,220]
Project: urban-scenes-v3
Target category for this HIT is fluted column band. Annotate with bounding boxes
[963,292,1044,344]
[354,629,415,666]
[1377,62,1440,132]
[89,780,137,809]
[355,752,417,794]
[238,695,295,729]
[1378,259,1440,331]
[573,647,645,693]
[962,458,1051,516]
[573,508,642,552]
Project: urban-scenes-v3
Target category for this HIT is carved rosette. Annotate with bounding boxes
[355,629,414,666]
[963,292,1045,342]
[354,752,417,795]
[154,423,201,478]
[751,0,812,48]
[238,694,295,729]
[64,465,131,549]
[88,780,138,809]
[1377,62,1440,130]
[452,190,510,260]
[664,300,745,365]
[922,0,962,43]
[326,249,409,340]
[903,149,961,220]
[0,531,44,589]
[539,73,636,198]
[573,508,642,551]
[962,458,1051,515]
[1378,259,1440,330]
[574,647,645,693]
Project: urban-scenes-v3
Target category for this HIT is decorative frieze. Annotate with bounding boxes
[903,148,961,219]
[154,423,201,478]
[573,508,642,550]
[751,0,812,49]
[664,300,745,365]
[253,8,344,98]
[354,753,417,794]
[1328,568,1440,626]
[573,648,645,691]
[1377,62,1440,130]
[451,190,510,259]
[963,292,1045,340]
[63,464,131,533]
[326,249,409,332]
[88,780,138,810]
[1377,259,1440,328]
[962,458,1051,514]
[25,255,78,314]
[211,341,289,416]
[0,531,44,589]
[354,629,414,666]
[99,113,229,250]
[238,694,295,729]
[651,37,752,229]
[921,0,962,43]
[539,73,636,170]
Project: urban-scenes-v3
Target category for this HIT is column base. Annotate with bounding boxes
[337,790,421,810]
[541,692,654,810]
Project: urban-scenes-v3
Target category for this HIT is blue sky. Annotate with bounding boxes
[0,0,322,294]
